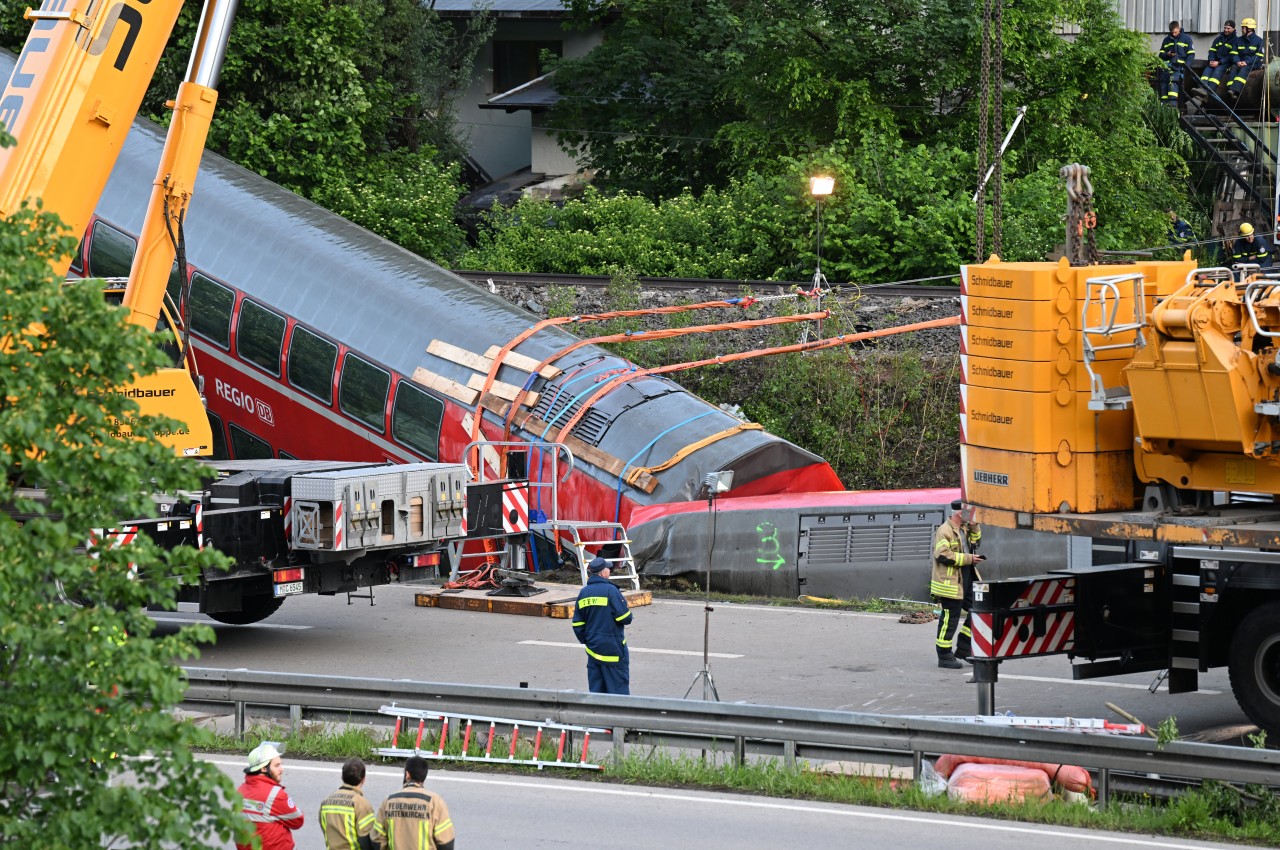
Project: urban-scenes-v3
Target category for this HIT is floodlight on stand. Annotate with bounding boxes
[809,175,835,197]
[686,469,734,702]
[807,176,834,339]
[701,469,734,497]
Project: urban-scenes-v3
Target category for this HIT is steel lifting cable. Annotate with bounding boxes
[611,411,718,523]
[496,295,793,439]
[500,309,831,443]
[470,297,769,455]
[992,0,1004,255]
[525,311,831,446]
[623,422,764,486]
[550,316,962,445]
[976,0,992,260]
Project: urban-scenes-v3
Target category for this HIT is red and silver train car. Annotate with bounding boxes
[2,44,952,592]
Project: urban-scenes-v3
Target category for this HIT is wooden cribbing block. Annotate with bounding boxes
[411,367,478,406]
[466,374,538,406]
[427,339,492,374]
[484,345,561,379]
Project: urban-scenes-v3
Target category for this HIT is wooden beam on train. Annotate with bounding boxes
[466,374,539,406]
[427,339,491,374]
[479,394,512,419]
[428,339,562,381]
[411,367,479,406]
[516,413,658,494]
[484,346,561,379]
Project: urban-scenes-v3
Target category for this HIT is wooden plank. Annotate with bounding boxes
[485,345,562,379]
[466,374,538,406]
[479,395,512,419]
[547,589,651,618]
[427,339,492,373]
[415,588,583,617]
[411,367,478,406]
[515,413,658,494]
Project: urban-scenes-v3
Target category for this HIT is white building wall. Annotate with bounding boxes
[454,20,600,181]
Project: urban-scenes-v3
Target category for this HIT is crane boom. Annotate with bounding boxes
[0,0,230,457]
[0,0,183,273]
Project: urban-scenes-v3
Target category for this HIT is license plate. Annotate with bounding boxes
[273,581,304,597]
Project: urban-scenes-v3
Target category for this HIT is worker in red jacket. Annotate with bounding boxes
[236,742,305,850]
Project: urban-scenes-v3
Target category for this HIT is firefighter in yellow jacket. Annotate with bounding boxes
[373,756,454,850]
[931,500,985,669]
[319,757,376,850]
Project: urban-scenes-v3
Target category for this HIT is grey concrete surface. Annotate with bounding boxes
[157,583,1255,743]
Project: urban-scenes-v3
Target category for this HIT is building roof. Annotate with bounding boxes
[481,71,561,112]
[432,0,570,16]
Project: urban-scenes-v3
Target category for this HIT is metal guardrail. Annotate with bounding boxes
[182,667,1280,806]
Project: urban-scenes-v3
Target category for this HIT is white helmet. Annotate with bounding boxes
[247,742,282,773]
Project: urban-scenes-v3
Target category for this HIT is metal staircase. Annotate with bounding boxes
[1181,76,1276,230]
[535,519,640,591]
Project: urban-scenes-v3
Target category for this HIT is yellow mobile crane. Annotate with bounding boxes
[962,164,1280,738]
[0,0,230,456]
[0,1,493,625]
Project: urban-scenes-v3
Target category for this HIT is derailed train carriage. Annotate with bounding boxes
[2,48,948,595]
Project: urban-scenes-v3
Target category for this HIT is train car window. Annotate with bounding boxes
[188,273,234,348]
[228,423,273,459]
[165,262,183,307]
[70,234,85,275]
[87,221,136,278]
[236,299,286,377]
[391,381,444,461]
[339,353,390,432]
[207,412,229,460]
[287,325,338,404]
[278,450,298,460]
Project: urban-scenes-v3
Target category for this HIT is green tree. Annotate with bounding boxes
[139,0,488,261]
[0,194,246,846]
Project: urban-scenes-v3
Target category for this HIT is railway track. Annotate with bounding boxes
[453,269,960,300]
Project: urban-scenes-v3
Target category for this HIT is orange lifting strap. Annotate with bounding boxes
[551,315,961,444]
[468,299,760,465]
[624,422,765,486]
[499,310,830,442]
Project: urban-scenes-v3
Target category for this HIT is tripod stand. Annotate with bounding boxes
[684,470,732,701]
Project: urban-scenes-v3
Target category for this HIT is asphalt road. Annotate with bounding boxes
[202,753,1246,850]
[158,583,1255,743]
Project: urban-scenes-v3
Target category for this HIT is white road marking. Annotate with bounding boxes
[999,673,1222,695]
[519,639,743,658]
[148,615,312,631]
[203,757,1235,847]
[651,599,899,619]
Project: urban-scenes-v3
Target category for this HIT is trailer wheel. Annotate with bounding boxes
[207,595,284,625]
[1227,601,1280,740]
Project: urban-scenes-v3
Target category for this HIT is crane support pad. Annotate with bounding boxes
[414,586,650,617]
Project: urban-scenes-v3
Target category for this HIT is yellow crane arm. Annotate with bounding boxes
[0,0,184,273]
[123,0,237,329]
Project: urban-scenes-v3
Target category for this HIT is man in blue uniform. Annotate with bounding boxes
[1226,18,1264,99]
[1232,222,1272,267]
[1199,20,1236,93]
[1157,20,1194,108]
[571,557,634,694]
[1168,210,1195,246]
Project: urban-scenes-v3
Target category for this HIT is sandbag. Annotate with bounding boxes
[947,762,1051,804]
[935,753,1093,794]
